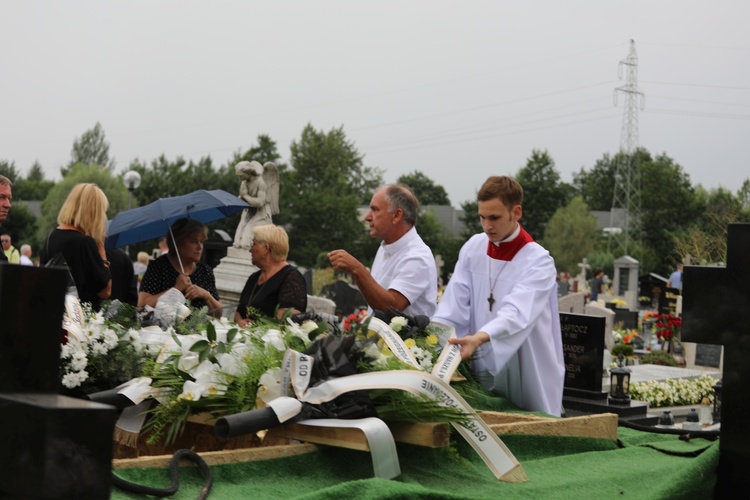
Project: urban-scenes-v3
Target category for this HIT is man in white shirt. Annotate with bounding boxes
[432,176,565,416]
[328,184,438,317]
[19,244,33,265]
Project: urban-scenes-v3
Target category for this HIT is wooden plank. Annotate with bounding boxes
[388,421,450,448]
[266,420,451,450]
[114,411,618,468]
[112,443,318,469]
[265,423,371,451]
[480,411,619,441]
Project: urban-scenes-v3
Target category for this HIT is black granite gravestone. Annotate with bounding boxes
[611,308,639,330]
[321,279,367,317]
[659,287,680,316]
[560,313,606,395]
[682,223,750,495]
[560,312,650,419]
[0,265,66,393]
[301,267,314,295]
[0,265,117,498]
[638,273,668,307]
[694,343,722,368]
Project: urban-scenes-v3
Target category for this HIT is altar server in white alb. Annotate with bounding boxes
[432,175,565,416]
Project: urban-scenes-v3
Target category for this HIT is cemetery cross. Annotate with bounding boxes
[682,223,750,495]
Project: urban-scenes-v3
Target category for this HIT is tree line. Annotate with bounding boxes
[2,122,748,282]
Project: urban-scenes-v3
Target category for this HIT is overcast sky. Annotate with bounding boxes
[2,1,749,207]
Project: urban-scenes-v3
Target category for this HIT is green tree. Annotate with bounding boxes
[226,134,283,168]
[14,162,55,200]
[572,148,705,276]
[542,196,601,275]
[394,171,461,278]
[396,171,450,205]
[283,124,383,266]
[0,160,21,183]
[573,149,652,212]
[573,153,617,211]
[639,154,704,275]
[515,149,574,241]
[459,200,480,240]
[62,122,115,176]
[738,179,750,212]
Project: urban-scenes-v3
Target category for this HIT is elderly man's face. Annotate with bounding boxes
[0,183,11,223]
[364,189,397,243]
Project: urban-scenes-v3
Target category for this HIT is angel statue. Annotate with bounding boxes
[233,160,280,248]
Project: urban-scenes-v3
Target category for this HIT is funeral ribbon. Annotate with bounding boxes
[282,349,527,482]
[367,317,463,382]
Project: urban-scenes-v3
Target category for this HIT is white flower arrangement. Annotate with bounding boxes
[140,312,451,444]
[60,302,152,392]
[59,298,457,446]
[629,374,717,408]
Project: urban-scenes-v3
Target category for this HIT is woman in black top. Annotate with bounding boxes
[138,218,223,317]
[235,224,307,326]
[40,183,112,309]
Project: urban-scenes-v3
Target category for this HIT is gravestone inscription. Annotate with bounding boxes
[659,287,680,316]
[694,343,722,368]
[560,313,606,395]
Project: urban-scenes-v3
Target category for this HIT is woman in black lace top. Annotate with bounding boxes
[235,225,307,326]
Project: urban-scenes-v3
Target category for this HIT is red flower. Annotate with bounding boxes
[655,314,681,340]
[343,310,369,332]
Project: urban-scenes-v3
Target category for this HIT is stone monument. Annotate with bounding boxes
[0,265,117,498]
[214,161,280,310]
[682,223,750,495]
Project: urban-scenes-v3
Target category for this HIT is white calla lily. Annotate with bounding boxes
[258,368,283,404]
[261,329,286,351]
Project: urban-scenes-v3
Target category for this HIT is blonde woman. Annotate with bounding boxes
[40,183,112,309]
[234,224,307,326]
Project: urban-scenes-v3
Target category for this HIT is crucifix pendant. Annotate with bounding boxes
[488,293,495,312]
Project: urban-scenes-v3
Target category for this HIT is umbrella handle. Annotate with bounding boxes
[168,228,185,274]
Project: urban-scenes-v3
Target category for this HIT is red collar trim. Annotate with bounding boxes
[486,226,534,261]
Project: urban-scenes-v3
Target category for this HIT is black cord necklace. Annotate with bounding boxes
[487,257,508,312]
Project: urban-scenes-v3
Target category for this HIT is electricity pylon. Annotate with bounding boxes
[609,39,645,257]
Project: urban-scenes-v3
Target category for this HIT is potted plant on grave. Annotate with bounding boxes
[639,349,679,367]
[611,328,639,364]
[611,343,634,358]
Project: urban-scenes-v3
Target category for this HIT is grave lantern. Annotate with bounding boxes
[608,353,631,405]
[713,380,722,424]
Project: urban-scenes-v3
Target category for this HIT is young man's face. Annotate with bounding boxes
[477,198,522,243]
[1,236,9,251]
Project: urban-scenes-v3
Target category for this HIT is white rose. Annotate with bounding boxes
[389,316,409,332]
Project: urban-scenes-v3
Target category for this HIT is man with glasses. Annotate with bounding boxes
[2,234,20,264]
[0,176,13,263]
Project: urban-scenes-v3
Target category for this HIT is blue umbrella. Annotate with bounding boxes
[105,189,249,253]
